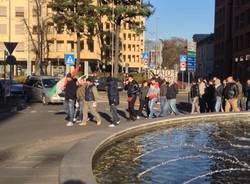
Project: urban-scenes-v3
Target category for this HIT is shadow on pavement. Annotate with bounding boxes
[117,110,129,120]
[98,112,112,123]
[0,98,31,124]
[177,102,191,113]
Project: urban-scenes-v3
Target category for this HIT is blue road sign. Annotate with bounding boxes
[179,55,187,62]
[187,55,196,72]
[65,53,75,65]
[143,51,149,59]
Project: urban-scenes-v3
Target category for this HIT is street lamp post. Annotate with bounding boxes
[111,0,114,77]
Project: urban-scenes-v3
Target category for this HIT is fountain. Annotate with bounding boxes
[93,118,250,184]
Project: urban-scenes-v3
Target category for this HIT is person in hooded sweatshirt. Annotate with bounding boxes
[107,76,120,127]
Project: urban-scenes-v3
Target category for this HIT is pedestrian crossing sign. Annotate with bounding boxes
[65,53,75,65]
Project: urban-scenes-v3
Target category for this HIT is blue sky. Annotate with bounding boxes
[145,0,215,40]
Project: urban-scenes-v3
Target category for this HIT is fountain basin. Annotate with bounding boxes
[59,112,250,184]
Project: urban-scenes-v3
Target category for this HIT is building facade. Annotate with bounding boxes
[196,34,214,78]
[0,0,145,77]
[214,0,250,81]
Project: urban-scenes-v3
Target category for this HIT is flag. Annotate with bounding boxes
[47,65,80,97]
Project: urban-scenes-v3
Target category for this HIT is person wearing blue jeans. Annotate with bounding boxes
[214,79,224,112]
[159,79,168,117]
[147,79,160,119]
[166,80,181,115]
[64,73,77,127]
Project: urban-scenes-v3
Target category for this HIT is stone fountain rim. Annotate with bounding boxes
[59,112,250,184]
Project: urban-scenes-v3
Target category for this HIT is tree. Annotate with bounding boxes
[49,0,98,65]
[98,0,154,77]
[161,37,187,69]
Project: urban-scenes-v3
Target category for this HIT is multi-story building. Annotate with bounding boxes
[214,0,250,81]
[195,34,214,78]
[0,0,144,77]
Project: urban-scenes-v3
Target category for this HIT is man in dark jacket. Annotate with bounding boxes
[244,79,250,111]
[64,73,77,127]
[166,79,180,115]
[190,80,200,114]
[124,75,139,121]
[107,77,120,127]
[223,76,240,112]
[138,80,150,118]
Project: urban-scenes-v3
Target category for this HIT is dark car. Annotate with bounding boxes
[96,77,124,91]
[0,79,26,99]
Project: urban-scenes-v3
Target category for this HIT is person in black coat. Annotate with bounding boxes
[245,79,250,111]
[124,75,139,121]
[107,76,120,127]
[190,80,200,114]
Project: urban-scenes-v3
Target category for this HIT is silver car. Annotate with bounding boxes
[24,76,65,105]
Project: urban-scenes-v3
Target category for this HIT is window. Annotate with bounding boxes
[123,55,126,62]
[67,41,74,52]
[123,33,126,40]
[0,7,7,17]
[48,41,54,52]
[123,44,126,51]
[132,45,135,51]
[15,7,24,17]
[128,33,131,40]
[16,42,25,52]
[137,55,139,62]
[106,23,110,30]
[128,44,131,51]
[80,40,84,51]
[32,7,37,17]
[128,55,131,62]
[0,24,7,34]
[15,24,25,34]
[132,55,135,62]
[47,22,54,34]
[133,34,136,41]
[56,41,64,52]
[87,39,94,52]
[32,26,38,34]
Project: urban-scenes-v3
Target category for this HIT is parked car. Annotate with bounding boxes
[24,76,64,105]
[0,79,26,99]
[96,77,124,91]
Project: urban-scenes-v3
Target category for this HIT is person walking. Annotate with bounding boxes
[107,76,120,127]
[138,80,150,118]
[64,73,77,127]
[223,76,240,112]
[79,78,101,126]
[166,79,181,115]
[214,78,224,112]
[236,79,244,110]
[74,76,86,122]
[206,79,216,112]
[147,78,160,119]
[190,80,200,114]
[159,79,169,117]
[124,75,140,121]
[244,79,250,111]
[198,78,207,113]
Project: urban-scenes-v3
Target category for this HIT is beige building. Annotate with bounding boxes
[0,0,145,77]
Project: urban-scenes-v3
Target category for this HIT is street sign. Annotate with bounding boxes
[4,42,18,54]
[64,53,75,65]
[142,51,149,59]
[179,55,187,62]
[6,55,16,65]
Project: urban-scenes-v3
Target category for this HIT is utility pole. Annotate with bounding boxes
[111,0,114,77]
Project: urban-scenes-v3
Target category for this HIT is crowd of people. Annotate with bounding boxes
[62,71,250,128]
[190,76,250,114]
